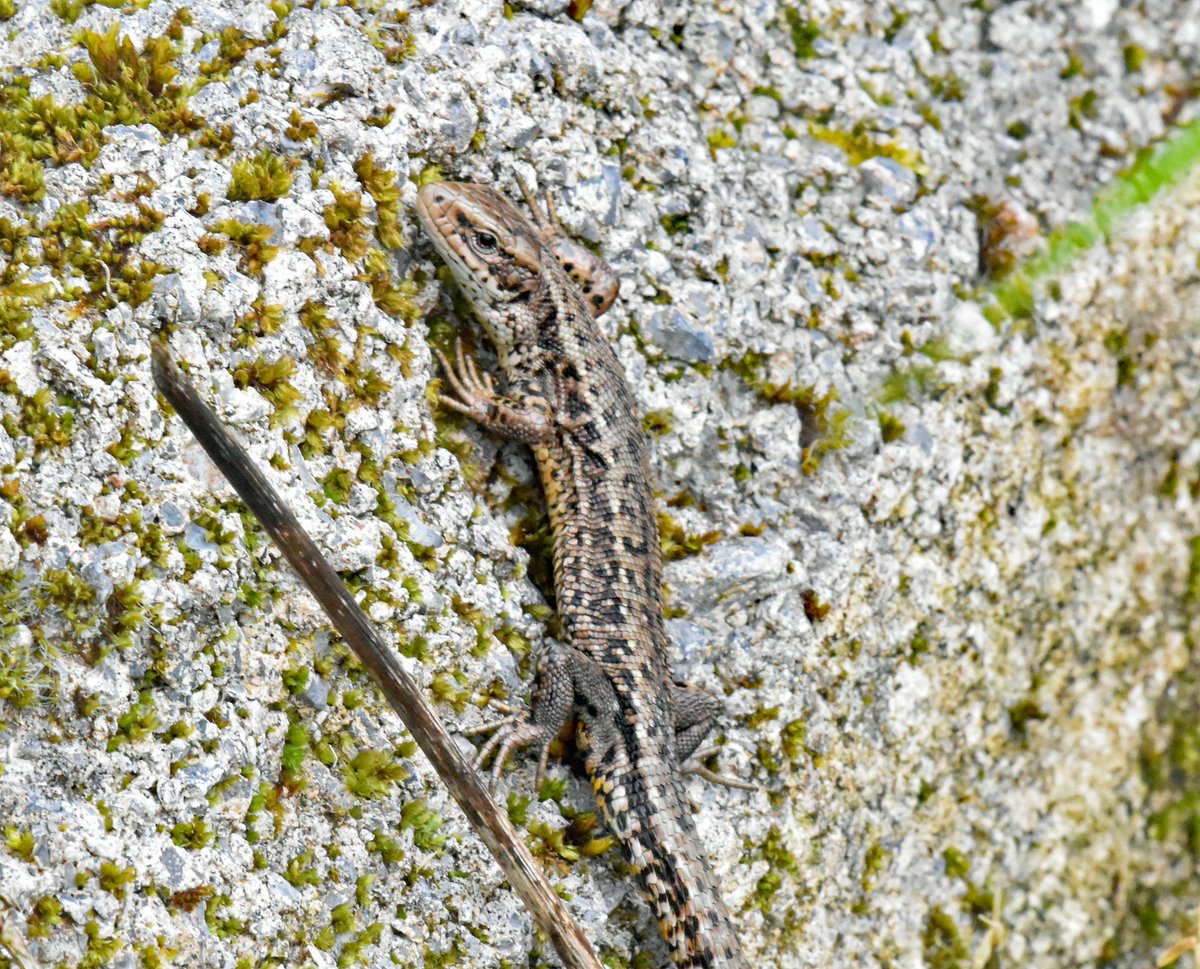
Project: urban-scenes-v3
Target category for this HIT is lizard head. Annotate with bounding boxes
[416,182,544,338]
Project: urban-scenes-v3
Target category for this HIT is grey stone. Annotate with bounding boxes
[643,309,715,364]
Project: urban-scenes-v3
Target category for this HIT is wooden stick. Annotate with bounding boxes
[150,341,601,969]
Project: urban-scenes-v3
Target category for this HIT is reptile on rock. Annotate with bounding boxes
[416,179,749,969]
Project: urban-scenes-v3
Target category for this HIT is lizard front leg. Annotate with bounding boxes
[516,175,620,318]
[436,337,557,444]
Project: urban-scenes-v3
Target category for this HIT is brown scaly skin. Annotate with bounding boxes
[416,180,749,969]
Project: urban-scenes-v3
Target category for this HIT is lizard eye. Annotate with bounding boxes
[473,231,498,252]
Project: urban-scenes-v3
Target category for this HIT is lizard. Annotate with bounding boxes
[415,178,750,969]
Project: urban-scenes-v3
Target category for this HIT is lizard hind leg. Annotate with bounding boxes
[465,642,584,791]
[672,682,755,792]
[515,174,620,318]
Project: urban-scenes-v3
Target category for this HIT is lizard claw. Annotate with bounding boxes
[435,337,495,421]
[680,747,756,792]
[465,706,550,793]
[515,173,562,232]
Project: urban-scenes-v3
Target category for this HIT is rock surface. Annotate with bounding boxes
[1,0,1198,967]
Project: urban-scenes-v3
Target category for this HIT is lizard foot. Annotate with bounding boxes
[464,706,552,793]
[680,746,756,792]
[435,336,495,422]
[435,337,556,443]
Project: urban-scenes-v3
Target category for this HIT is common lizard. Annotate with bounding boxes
[416,179,749,969]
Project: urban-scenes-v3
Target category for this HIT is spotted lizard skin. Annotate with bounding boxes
[416,181,748,969]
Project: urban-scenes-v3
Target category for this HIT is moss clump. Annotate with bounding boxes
[74,25,202,138]
[107,690,160,750]
[227,150,293,202]
[79,920,121,968]
[354,152,403,249]
[213,219,279,275]
[807,121,925,174]
[657,511,720,561]
[26,894,64,938]
[98,860,136,899]
[342,749,408,800]
[365,828,404,865]
[922,907,969,967]
[4,823,35,861]
[0,383,76,458]
[279,715,310,793]
[198,25,265,78]
[324,182,370,261]
[170,817,214,850]
[399,799,446,853]
[283,849,319,888]
[357,248,421,322]
[231,354,302,426]
[782,5,820,59]
[878,411,906,443]
[747,825,801,916]
[0,637,53,710]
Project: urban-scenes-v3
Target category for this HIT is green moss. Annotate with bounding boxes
[808,122,925,174]
[213,219,279,275]
[641,409,674,436]
[3,824,34,861]
[1007,697,1047,737]
[0,383,76,457]
[878,362,939,404]
[231,353,301,425]
[941,846,970,880]
[782,6,820,59]
[862,841,888,891]
[0,635,53,710]
[342,749,408,799]
[227,150,293,202]
[399,799,446,853]
[280,715,310,792]
[74,25,201,137]
[99,860,136,899]
[79,920,121,968]
[1186,536,1200,606]
[706,129,737,154]
[198,25,264,78]
[107,695,159,748]
[170,817,213,850]
[1123,44,1147,73]
[354,152,404,249]
[26,894,64,938]
[366,828,404,865]
[324,182,370,261]
[922,907,969,967]
[283,849,320,888]
[657,511,720,561]
[659,213,690,237]
[747,825,801,914]
[0,0,16,19]
[203,893,244,939]
[878,411,906,442]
